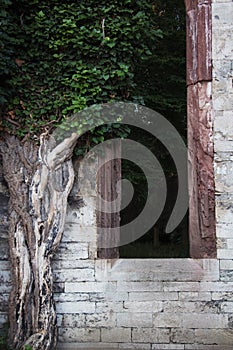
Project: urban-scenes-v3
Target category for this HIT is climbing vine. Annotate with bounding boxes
[0,0,162,143]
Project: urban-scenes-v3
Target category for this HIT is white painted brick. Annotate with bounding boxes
[58,328,100,342]
[56,301,95,314]
[101,328,131,343]
[132,328,170,343]
[195,329,233,345]
[117,312,153,328]
[129,291,178,301]
[123,301,163,313]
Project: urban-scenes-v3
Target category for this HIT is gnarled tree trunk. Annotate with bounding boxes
[0,132,77,350]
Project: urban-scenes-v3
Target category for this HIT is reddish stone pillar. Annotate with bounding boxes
[97,142,121,259]
[185,0,216,258]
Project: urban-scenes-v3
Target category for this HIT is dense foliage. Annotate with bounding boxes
[0,0,163,139]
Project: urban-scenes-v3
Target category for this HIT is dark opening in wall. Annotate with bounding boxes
[119,0,188,258]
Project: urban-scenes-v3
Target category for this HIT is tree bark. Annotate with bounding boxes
[0,132,77,350]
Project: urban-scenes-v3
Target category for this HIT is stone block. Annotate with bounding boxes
[200,281,233,292]
[153,313,183,328]
[58,328,100,342]
[170,328,195,344]
[56,301,95,314]
[53,259,94,270]
[62,225,97,243]
[129,291,178,301]
[54,293,89,303]
[66,197,96,227]
[105,291,129,302]
[212,291,233,301]
[163,301,220,314]
[216,223,233,238]
[118,343,151,349]
[96,259,219,283]
[56,242,89,260]
[152,345,184,350]
[101,328,131,343]
[86,313,116,328]
[163,282,200,292]
[132,328,170,343]
[217,249,233,259]
[117,312,153,328]
[220,301,233,313]
[220,260,233,270]
[95,302,123,313]
[123,301,163,313]
[57,313,86,328]
[215,161,233,193]
[212,3,233,28]
[57,343,118,350]
[54,268,95,283]
[65,281,116,293]
[117,281,163,292]
[195,329,233,345]
[178,292,212,301]
[182,313,228,328]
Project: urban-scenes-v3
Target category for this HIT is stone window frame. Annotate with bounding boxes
[97,0,217,260]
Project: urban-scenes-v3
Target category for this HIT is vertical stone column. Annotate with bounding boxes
[185,0,216,257]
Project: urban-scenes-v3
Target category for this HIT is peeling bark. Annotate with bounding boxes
[0,133,77,350]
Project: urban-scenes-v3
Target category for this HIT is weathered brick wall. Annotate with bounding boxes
[1,1,233,349]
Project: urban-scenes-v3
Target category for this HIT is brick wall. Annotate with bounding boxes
[1,1,233,349]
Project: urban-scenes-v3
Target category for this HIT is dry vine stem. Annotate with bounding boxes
[0,132,78,350]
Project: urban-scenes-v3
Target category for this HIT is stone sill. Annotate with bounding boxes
[95,259,220,282]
